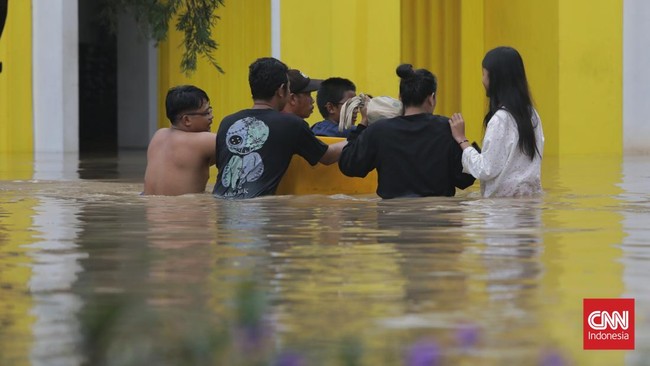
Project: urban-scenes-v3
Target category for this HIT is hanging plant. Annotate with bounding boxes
[100,0,226,75]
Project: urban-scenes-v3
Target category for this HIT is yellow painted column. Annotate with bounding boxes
[483,0,622,157]
[399,0,484,146]
[558,0,622,156]
[401,0,460,117]
[0,1,33,153]
[281,0,401,124]
[483,0,560,156]
[459,0,485,146]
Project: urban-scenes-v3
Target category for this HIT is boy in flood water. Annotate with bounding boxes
[143,85,216,195]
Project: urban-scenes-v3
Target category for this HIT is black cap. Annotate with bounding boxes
[288,69,322,93]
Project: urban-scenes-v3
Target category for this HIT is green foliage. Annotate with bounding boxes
[100,0,225,75]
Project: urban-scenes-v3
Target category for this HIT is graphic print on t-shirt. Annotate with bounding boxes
[222,117,270,192]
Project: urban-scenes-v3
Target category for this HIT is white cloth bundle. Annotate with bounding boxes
[366,96,403,123]
[339,95,403,132]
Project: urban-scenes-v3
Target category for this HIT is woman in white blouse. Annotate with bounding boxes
[449,46,544,197]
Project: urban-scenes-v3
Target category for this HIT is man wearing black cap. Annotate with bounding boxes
[282,69,322,119]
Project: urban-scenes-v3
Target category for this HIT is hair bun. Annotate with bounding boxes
[396,64,415,79]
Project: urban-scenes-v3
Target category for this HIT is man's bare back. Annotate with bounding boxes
[144,128,216,195]
[143,85,216,196]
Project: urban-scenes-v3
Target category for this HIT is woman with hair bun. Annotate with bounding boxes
[449,46,544,197]
[339,64,475,199]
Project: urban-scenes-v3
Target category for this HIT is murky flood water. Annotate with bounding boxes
[1,151,649,365]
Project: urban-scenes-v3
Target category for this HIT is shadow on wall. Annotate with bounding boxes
[0,0,8,73]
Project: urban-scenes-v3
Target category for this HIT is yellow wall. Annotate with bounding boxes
[459,0,486,145]
[0,0,625,157]
[155,0,623,190]
[401,0,461,117]
[281,0,401,124]
[558,0,622,155]
[484,0,560,156]
[483,0,622,156]
[158,0,272,131]
[401,0,622,156]
[0,1,33,153]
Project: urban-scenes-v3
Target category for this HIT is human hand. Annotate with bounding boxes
[359,94,370,126]
[449,113,467,143]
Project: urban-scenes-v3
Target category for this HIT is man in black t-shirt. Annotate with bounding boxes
[213,58,347,199]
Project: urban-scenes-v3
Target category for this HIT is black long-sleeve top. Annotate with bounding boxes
[339,113,476,199]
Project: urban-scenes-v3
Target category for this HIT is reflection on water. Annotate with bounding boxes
[1,151,650,365]
[28,196,85,365]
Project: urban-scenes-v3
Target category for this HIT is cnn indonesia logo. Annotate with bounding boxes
[583,298,635,350]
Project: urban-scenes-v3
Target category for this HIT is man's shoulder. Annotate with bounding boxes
[372,115,402,125]
[168,130,216,147]
[427,115,453,131]
[221,109,251,122]
[151,127,171,135]
[311,120,336,132]
[366,116,403,133]
[193,131,217,140]
[431,114,450,122]
[275,111,307,124]
[223,109,305,125]
[148,127,171,143]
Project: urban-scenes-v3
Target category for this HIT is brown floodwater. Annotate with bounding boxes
[0,151,649,365]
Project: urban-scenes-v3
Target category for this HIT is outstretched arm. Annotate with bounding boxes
[338,131,377,178]
[450,112,510,180]
[319,140,348,165]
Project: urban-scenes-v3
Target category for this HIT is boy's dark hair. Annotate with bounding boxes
[396,64,437,107]
[316,77,356,119]
[249,57,289,100]
[165,85,209,125]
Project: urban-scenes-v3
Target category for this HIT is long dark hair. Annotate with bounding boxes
[482,47,539,160]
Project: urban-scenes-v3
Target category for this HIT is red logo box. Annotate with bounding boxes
[583,298,635,350]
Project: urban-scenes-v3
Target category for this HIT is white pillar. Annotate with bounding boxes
[117,13,158,149]
[32,0,79,153]
[28,196,85,366]
[623,0,650,153]
[271,0,281,59]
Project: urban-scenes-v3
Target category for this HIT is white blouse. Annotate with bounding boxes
[461,108,544,197]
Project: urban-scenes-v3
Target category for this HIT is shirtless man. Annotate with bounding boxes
[143,85,216,195]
